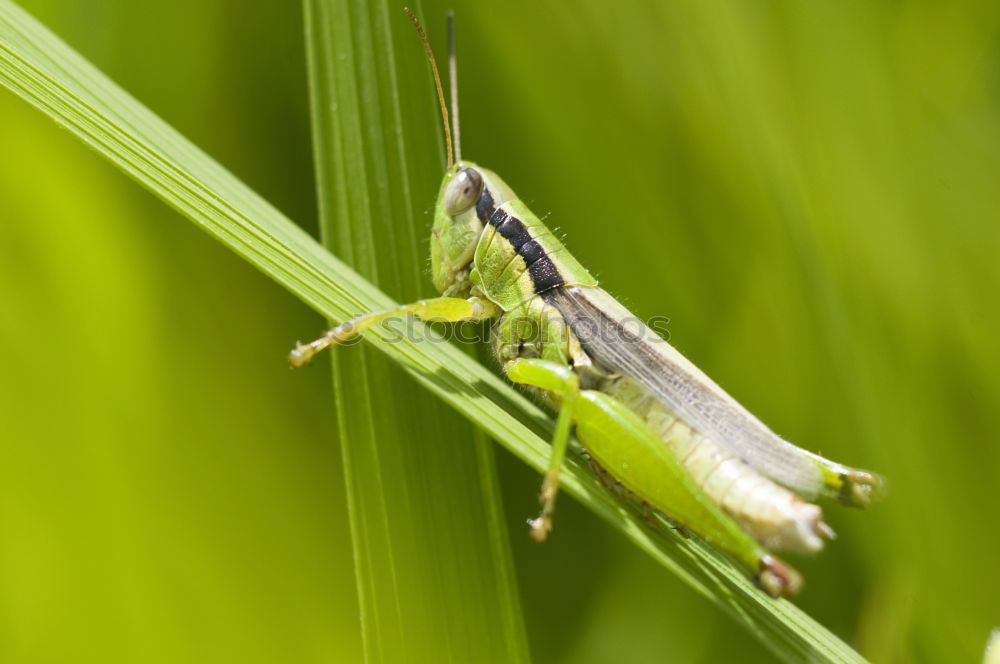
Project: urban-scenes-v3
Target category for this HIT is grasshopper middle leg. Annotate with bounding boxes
[504,358,580,542]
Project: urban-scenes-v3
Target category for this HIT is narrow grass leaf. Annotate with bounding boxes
[303,0,529,660]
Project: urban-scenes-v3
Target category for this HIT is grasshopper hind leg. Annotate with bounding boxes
[505,357,802,597]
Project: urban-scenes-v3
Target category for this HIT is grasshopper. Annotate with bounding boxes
[290,10,883,597]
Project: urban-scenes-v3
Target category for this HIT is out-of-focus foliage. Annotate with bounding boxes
[0,1,997,662]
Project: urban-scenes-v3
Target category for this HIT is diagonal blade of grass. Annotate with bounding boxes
[0,2,864,661]
[304,0,529,660]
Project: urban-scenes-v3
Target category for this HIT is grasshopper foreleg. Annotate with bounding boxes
[289,296,497,367]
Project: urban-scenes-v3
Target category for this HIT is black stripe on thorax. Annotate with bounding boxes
[474,186,564,294]
[475,187,496,222]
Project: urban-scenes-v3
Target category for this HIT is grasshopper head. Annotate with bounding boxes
[406,13,517,293]
[430,160,516,294]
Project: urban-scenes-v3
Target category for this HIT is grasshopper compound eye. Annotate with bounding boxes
[444,167,483,215]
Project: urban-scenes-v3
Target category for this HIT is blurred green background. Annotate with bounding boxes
[1,1,998,662]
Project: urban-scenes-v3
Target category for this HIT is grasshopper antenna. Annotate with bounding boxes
[404,7,454,169]
[447,10,461,162]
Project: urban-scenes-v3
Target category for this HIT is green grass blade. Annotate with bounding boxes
[0,1,864,661]
[303,0,529,660]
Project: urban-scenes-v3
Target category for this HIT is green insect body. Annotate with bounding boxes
[290,12,883,598]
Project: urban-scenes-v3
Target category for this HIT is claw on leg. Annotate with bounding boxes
[529,470,561,542]
[757,555,803,598]
[528,515,552,543]
[288,343,316,369]
[289,322,358,368]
